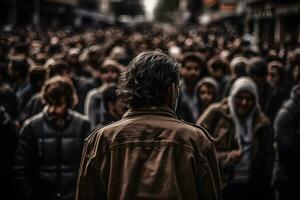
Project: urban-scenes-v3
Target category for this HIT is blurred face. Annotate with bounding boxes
[199,84,214,107]
[46,100,68,121]
[110,98,127,119]
[235,91,255,118]
[209,66,224,80]
[101,66,120,83]
[181,60,200,84]
[268,67,281,86]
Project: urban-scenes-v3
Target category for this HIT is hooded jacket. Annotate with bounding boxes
[196,77,219,116]
[198,77,273,188]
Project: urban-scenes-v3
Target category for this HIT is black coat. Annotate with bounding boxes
[273,86,300,185]
[14,109,91,200]
[0,106,18,199]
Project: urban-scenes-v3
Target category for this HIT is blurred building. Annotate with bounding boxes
[245,0,300,43]
[0,0,145,27]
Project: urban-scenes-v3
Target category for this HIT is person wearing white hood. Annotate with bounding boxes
[197,77,273,200]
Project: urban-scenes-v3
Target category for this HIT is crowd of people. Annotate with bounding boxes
[0,23,300,200]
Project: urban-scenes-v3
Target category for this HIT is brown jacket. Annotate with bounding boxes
[76,106,221,200]
[197,99,273,188]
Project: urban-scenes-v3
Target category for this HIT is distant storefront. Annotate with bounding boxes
[245,0,300,43]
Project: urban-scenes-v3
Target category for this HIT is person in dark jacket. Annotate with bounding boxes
[8,56,30,114]
[14,76,91,200]
[248,57,285,122]
[84,59,124,128]
[76,51,221,200]
[47,60,95,113]
[198,77,273,200]
[19,65,46,124]
[272,84,300,200]
[0,64,18,120]
[224,56,248,97]
[0,106,18,199]
[176,52,206,123]
[207,56,230,99]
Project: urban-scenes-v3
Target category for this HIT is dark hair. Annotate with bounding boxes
[102,84,118,111]
[248,57,267,77]
[29,66,46,89]
[9,57,29,79]
[208,56,228,73]
[268,61,285,85]
[118,51,180,108]
[41,76,78,109]
[196,77,219,102]
[182,52,205,69]
[47,60,71,78]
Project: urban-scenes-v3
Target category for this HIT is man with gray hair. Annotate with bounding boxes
[76,51,221,200]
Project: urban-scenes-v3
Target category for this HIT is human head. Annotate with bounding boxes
[196,77,219,108]
[181,52,205,85]
[29,65,46,91]
[229,77,258,119]
[267,61,284,87]
[248,57,268,87]
[109,46,129,65]
[42,76,78,113]
[100,59,124,84]
[230,56,248,79]
[47,60,72,79]
[102,84,127,120]
[118,51,181,110]
[8,56,29,81]
[207,56,229,81]
[67,48,80,64]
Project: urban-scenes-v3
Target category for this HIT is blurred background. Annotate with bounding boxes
[0,0,299,43]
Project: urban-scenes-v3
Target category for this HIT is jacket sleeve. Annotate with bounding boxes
[274,109,294,159]
[197,105,238,169]
[198,143,222,200]
[14,122,38,199]
[76,131,109,200]
[196,104,217,134]
[84,92,101,128]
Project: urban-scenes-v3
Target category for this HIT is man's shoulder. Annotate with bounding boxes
[21,112,44,133]
[86,88,102,99]
[180,119,214,142]
[23,112,44,126]
[69,110,90,123]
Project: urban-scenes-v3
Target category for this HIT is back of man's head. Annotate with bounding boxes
[118,51,181,108]
[47,60,71,78]
[9,56,29,80]
[248,57,267,78]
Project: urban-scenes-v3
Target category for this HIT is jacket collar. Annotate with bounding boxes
[42,106,72,130]
[122,106,177,119]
